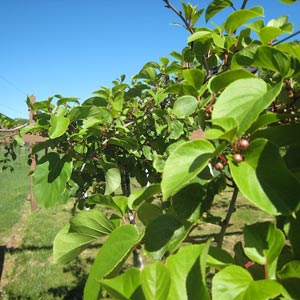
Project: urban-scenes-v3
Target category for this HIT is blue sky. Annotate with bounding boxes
[1,0,299,119]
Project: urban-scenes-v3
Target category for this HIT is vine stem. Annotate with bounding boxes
[216,186,239,248]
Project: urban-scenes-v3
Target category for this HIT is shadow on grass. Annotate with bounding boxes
[1,244,102,300]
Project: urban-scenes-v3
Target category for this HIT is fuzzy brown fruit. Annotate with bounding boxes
[239,139,249,150]
[233,153,243,163]
[215,162,224,170]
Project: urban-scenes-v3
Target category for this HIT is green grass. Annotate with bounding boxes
[1,203,95,300]
[0,146,30,241]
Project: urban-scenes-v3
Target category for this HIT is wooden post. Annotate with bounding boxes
[29,95,38,211]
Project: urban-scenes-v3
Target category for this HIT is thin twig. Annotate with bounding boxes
[163,0,194,33]
[240,0,248,9]
[216,185,239,248]
[273,30,300,46]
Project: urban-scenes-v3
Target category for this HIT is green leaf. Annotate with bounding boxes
[53,224,95,264]
[182,69,205,91]
[168,119,184,139]
[188,30,212,43]
[33,153,72,208]
[244,222,285,278]
[84,225,142,300]
[101,268,144,300]
[204,117,238,143]
[172,183,204,223]
[49,115,70,139]
[229,138,300,215]
[212,78,282,136]
[278,261,300,279]
[212,265,252,300]
[252,124,300,147]
[224,6,264,33]
[86,194,127,216]
[104,167,121,195]
[161,139,215,200]
[205,0,233,22]
[212,265,283,300]
[172,95,198,118]
[248,111,287,134]
[53,210,115,264]
[69,209,115,237]
[128,184,161,210]
[109,136,139,151]
[233,45,291,76]
[166,243,210,300]
[278,0,297,4]
[144,214,190,260]
[141,262,171,300]
[81,107,113,130]
[137,203,162,226]
[277,260,300,300]
[208,69,256,94]
[207,247,234,270]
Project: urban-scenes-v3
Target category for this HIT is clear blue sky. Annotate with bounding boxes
[1,0,299,119]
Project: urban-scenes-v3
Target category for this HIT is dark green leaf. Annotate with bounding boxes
[144,214,190,260]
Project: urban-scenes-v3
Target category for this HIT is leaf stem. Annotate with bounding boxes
[216,185,239,248]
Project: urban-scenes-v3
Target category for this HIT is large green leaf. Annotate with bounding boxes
[161,139,215,200]
[208,69,256,94]
[232,45,292,76]
[69,209,116,237]
[252,124,300,147]
[172,95,198,118]
[212,265,283,300]
[205,0,233,22]
[84,225,142,300]
[33,153,72,208]
[144,214,190,260]
[141,262,171,300]
[53,224,96,264]
[53,209,115,264]
[100,268,144,300]
[212,78,282,136]
[172,183,204,223]
[224,6,264,33]
[229,138,300,215]
[49,114,70,139]
[243,222,285,278]
[165,243,210,300]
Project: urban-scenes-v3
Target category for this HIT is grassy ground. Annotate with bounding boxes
[0,150,273,299]
[0,146,30,241]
